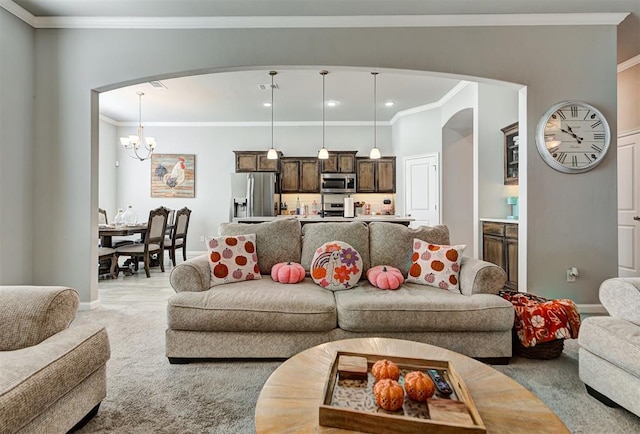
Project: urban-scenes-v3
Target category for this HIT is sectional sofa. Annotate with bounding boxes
[166,219,513,363]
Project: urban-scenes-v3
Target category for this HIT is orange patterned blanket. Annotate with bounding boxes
[499,291,581,348]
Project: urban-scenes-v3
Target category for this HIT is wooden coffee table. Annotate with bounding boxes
[255,338,569,433]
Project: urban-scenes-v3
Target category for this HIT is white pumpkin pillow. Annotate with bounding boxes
[310,241,362,291]
[206,234,261,287]
[407,239,465,294]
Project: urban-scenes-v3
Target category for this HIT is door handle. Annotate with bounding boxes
[634,216,640,221]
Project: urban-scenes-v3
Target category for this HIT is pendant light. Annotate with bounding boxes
[369,72,381,160]
[120,91,156,161]
[266,71,279,160]
[317,70,329,160]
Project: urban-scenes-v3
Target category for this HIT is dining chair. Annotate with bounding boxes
[98,208,108,225]
[164,207,192,266]
[115,206,170,278]
[98,247,118,279]
[165,208,176,237]
[98,208,138,248]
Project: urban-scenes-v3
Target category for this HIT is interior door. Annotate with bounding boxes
[618,133,640,277]
[404,154,439,228]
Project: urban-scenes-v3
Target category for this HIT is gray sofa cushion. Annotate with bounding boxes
[168,279,337,332]
[335,282,514,333]
[599,277,640,326]
[0,286,79,351]
[219,218,302,275]
[301,221,370,272]
[579,316,640,376]
[369,222,450,277]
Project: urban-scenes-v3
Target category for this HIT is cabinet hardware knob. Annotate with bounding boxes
[634,216,640,221]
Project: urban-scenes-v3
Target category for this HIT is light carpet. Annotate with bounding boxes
[74,270,640,433]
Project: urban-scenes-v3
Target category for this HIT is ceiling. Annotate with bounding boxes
[7,0,639,123]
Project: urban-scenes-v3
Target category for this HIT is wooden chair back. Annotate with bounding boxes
[172,207,192,242]
[98,208,108,225]
[145,206,170,249]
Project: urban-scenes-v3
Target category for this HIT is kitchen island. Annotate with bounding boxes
[234,215,414,226]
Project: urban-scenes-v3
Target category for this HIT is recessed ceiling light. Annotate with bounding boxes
[263,102,272,107]
[385,101,395,107]
[326,101,339,107]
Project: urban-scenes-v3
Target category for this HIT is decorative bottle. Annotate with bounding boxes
[295,196,301,215]
[122,205,138,226]
[113,209,124,227]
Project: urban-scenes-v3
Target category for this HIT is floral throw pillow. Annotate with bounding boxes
[407,239,465,293]
[310,241,362,291]
[206,234,261,287]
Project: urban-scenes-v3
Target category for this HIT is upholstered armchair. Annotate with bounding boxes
[579,278,640,417]
[0,286,110,433]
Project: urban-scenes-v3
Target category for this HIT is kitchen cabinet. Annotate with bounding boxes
[482,221,518,290]
[502,122,519,185]
[234,151,281,172]
[280,158,320,193]
[321,151,357,173]
[356,157,396,193]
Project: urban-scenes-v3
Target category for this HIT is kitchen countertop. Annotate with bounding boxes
[479,218,519,224]
[234,215,414,225]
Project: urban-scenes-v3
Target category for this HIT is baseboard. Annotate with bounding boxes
[79,300,101,311]
[576,304,607,315]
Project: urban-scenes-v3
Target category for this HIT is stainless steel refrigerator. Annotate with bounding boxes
[230,172,277,220]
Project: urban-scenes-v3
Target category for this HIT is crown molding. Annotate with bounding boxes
[0,6,628,30]
[99,114,119,125]
[114,120,392,128]
[619,128,640,138]
[618,53,640,73]
[389,81,471,125]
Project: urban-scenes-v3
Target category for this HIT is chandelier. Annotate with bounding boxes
[120,91,156,161]
[317,70,329,160]
[267,71,279,160]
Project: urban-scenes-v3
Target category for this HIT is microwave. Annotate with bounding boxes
[321,173,356,193]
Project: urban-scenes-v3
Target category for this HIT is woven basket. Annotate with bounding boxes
[512,330,564,359]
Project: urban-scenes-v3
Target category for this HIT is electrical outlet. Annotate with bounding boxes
[566,267,577,283]
[200,235,205,242]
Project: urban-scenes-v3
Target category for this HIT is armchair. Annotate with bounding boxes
[579,277,640,417]
[0,286,110,433]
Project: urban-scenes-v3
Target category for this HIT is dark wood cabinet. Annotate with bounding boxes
[234,151,281,172]
[502,122,519,185]
[482,221,518,290]
[280,158,320,193]
[321,151,357,173]
[356,157,396,193]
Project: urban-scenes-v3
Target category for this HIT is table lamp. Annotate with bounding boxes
[506,196,519,220]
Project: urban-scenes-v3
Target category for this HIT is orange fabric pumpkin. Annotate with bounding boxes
[371,359,401,382]
[367,265,404,290]
[271,262,306,284]
[373,379,404,411]
[404,371,435,402]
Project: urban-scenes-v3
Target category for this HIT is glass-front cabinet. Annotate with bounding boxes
[502,122,519,185]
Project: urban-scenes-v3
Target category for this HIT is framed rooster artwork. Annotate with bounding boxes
[151,154,195,198]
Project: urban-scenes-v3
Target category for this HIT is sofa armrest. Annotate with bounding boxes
[599,277,640,326]
[459,256,507,296]
[169,254,211,292]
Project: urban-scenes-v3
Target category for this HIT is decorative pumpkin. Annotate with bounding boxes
[271,262,306,284]
[404,371,435,402]
[371,359,401,382]
[373,379,404,411]
[367,265,404,290]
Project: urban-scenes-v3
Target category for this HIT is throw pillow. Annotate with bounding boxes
[206,234,261,287]
[311,241,362,291]
[407,239,465,293]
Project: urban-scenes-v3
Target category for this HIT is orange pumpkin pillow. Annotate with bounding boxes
[406,239,465,293]
[367,265,404,290]
[205,234,261,287]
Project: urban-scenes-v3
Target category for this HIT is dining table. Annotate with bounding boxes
[99,224,148,248]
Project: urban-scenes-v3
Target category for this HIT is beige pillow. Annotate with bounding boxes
[219,218,301,274]
[369,222,450,277]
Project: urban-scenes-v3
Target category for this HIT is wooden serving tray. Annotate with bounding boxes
[319,351,486,434]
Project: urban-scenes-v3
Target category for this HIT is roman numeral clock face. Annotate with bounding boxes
[535,101,611,173]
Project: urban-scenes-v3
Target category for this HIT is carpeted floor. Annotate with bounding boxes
[74,267,640,433]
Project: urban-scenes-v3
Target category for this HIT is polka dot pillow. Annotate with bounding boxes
[206,234,261,287]
[407,239,466,293]
[310,241,362,291]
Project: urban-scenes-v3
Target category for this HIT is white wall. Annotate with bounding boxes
[0,9,34,283]
[98,119,117,218]
[618,64,640,133]
[10,24,616,305]
[105,124,392,250]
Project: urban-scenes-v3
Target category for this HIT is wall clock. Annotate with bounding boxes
[535,100,611,173]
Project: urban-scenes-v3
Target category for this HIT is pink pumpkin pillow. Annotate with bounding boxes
[367,265,404,290]
[407,239,465,293]
[271,262,306,284]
